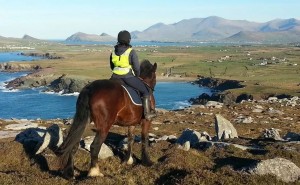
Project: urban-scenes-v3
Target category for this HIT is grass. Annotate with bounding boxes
[1,39,300,97]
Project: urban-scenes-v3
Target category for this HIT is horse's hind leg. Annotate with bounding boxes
[62,143,79,179]
[88,130,108,177]
[124,126,135,165]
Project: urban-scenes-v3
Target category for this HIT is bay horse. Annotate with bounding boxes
[55,60,157,179]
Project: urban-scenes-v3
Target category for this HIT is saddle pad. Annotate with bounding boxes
[121,85,142,106]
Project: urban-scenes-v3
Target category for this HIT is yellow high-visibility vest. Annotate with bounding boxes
[111,48,133,75]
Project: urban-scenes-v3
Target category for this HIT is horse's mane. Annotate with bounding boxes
[139,59,153,78]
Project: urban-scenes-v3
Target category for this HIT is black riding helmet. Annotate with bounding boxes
[117,30,131,45]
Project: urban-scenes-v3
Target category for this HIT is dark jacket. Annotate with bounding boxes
[110,44,140,78]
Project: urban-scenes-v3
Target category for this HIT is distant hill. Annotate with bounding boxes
[0,35,51,45]
[130,16,300,43]
[22,34,40,41]
[66,32,115,42]
[224,30,300,43]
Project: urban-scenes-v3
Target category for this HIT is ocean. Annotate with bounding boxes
[0,52,211,119]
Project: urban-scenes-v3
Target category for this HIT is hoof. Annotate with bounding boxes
[61,170,75,180]
[142,160,154,167]
[126,156,134,165]
[88,166,104,177]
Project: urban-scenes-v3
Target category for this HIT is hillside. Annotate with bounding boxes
[0,96,300,184]
[224,30,300,43]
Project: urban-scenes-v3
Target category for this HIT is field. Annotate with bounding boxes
[0,39,300,184]
[2,39,299,97]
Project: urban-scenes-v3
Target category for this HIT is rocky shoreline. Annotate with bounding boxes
[1,65,296,105]
[20,52,64,60]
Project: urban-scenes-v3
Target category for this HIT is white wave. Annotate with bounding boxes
[2,88,20,93]
[0,83,5,89]
[41,90,79,96]
[62,92,79,96]
[173,101,191,110]
[58,90,64,95]
[42,91,56,95]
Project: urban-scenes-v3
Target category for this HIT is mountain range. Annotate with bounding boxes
[130,16,300,43]
[1,16,300,44]
[65,16,300,44]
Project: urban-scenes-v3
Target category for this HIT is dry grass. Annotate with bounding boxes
[0,100,300,184]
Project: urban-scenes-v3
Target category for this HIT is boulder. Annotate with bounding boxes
[260,128,283,141]
[244,158,300,183]
[81,136,114,159]
[215,114,238,140]
[176,129,201,147]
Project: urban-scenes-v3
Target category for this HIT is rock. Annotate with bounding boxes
[15,128,47,153]
[267,108,284,115]
[268,97,278,102]
[176,128,202,147]
[283,132,300,141]
[81,136,114,159]
[200,131,212,141]
[260,128,283,141]
[35,124,63,154]
[5,122,39,130]
[194,77,244,91]
[252,108,263,113]
[197,141,263,151]
[218,91,237,105]
[190,93,211,105]
[215,114,238,140]
[235,116,254,124]
[205,101,223,108]
[236,93,253,103]
[0,63,39,72]
[0,130,21,139]
[47,74,88,94]
[177,141,190,151]
[244,158,300,183]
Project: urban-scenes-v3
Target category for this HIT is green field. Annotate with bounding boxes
[1,39,300,98]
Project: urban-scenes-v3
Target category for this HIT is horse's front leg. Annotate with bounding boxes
[124,126,135,165]
[141,119,153,166]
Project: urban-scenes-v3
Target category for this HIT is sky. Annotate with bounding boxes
[1,0,299,39]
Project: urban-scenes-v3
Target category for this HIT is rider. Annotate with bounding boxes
[110,30,156,120]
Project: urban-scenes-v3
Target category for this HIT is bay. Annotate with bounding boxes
[0,72,210,119]
[0,52,211,119]
[0,52,43,63]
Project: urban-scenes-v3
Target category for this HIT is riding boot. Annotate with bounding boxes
[142,96,157,120]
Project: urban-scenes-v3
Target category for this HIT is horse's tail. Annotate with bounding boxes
[55,86,91,169]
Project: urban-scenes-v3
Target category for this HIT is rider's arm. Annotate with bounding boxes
[130,50,140,76]
[109,53,114,70]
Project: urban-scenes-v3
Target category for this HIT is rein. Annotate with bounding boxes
[139,77,155,92]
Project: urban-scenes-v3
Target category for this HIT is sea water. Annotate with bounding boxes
[0,52,211,119]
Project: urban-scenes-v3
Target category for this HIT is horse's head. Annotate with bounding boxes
[139,60,157,90]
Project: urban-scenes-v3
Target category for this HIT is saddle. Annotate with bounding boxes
[110,78,142,106]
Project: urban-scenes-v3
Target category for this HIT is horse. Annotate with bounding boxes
[54,60,157,179]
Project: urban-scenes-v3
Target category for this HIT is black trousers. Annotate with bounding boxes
[122,76,150,97]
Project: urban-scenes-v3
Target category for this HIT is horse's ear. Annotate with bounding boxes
[153,63,157,72]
